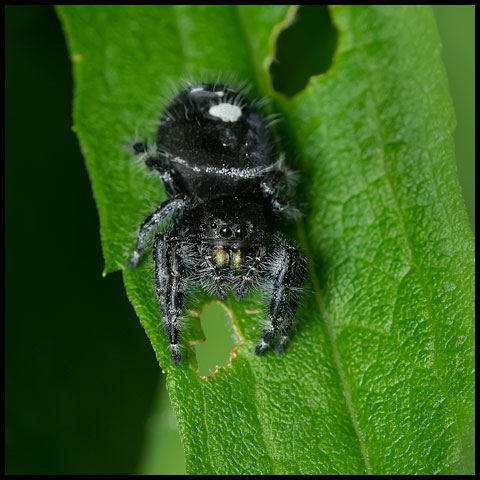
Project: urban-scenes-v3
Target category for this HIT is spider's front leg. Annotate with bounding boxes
[260,164,300,221]
[153,232,192,366]
[200,247,229,301]
[131,141,181,196]
[255,236,306,356]
[126,196,186,269]
[234,247,265,301]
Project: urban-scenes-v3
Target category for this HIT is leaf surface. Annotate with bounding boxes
[58,5,474,475]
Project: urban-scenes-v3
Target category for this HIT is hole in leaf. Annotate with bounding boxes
[270,5,338,98]
[194,303,238,377]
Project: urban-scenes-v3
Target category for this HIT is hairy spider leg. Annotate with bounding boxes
[153,233,190,366]
[132,141,181,197]
[260,165,300,220]
[126,196,186,269]
[201,247,229,301]
[234,250,264,301]
[255,239,306,356]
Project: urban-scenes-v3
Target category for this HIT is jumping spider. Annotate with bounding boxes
[127,83,306,365]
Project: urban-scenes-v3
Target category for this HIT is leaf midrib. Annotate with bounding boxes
[297,223,373,474]
[228,4,372,474]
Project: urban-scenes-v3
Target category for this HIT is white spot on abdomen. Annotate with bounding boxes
[209,103,242,122]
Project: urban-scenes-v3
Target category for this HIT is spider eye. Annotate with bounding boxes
[235,225,247,238]
[219,226,232,238]
[211,222,217,229]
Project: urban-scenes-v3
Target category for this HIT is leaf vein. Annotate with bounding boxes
[348,6,463,456]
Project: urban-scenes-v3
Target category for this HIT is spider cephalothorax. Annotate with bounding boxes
[127,83,306,365]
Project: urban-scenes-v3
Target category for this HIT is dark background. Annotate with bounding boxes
[5,5,475,475]
[5,6,159,475]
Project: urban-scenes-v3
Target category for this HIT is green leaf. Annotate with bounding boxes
[57,5,475,475]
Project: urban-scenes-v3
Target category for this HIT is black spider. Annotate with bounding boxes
[126,83,306,366]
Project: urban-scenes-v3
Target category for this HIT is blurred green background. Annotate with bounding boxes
[5,5,474,475]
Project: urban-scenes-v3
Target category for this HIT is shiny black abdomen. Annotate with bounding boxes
[157,84,277,201]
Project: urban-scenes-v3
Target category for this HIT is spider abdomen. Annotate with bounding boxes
[157,84,277,200]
